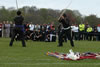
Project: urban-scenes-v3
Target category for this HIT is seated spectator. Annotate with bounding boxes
[35,29,42,41]
[41,28,46,41]
[45,30,51,42]
[50,26,56,42]
[30,30,36,41]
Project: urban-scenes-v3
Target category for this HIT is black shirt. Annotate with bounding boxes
[59,17,71,28]
[14,15,24,25]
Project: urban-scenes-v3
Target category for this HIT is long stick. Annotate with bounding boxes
[58,0,72,20]
[16,0,18,10]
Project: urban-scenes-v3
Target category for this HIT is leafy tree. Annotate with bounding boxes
[85,15,100,26]
[0,6,100,28]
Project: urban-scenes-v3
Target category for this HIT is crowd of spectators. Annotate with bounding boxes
[0,21,100,41]
[23,23,56,42]
[71,23,100,41]
[0,21,56,42]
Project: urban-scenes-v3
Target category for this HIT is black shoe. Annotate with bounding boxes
[23,45,26,47]
[9,45,12,47]
[9,44,12,47]
[57,45,63,47]
[72,45,74,47]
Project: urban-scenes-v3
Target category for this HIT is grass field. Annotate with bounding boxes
[0,38,100,67]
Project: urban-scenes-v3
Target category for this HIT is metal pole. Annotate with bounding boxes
[58,0,72,20]
[16,0,18,10]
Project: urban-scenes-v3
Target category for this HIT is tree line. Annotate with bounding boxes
[0,6,100,26]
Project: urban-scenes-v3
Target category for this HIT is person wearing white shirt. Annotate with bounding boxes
[97,25,100,41]
[71,24,79,40]
[29,23,35,32]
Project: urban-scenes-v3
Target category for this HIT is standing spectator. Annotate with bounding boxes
[29,22,35,33]
[97,24,100,41]
[84,22,89,40]
[71,24,75,40]
[40,24,43,31]
[86,26,93,41]
[71,24,79,40]
[92,25,97,41]
[46,24,50,31]
[5,21,10,37]
[50,22,54,30]
[0,22,2,37]
[43,24,47,31]
[79,23,85,40]
[35,24,40,31]
[2,21,6,37]
[10,21,15,37]
[25,23,30,31]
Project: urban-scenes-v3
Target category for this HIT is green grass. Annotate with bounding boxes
[0,38,100,67]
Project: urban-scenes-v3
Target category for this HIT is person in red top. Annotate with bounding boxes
[0,22,2,37]
[50,22,54,30]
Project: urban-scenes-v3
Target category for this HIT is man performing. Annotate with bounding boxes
[9,11,26,47]
[58,13,74,47]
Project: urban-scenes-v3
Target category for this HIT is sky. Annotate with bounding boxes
[0,0,100,17]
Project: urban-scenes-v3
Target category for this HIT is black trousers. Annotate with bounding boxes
[79,31,85,40]
[0,31,2,37]
[9,27,26,47]
[58,29,74,47]
[86,32,92,41]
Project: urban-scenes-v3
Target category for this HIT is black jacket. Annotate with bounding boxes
[58,17,71,28]
[14,15,24,25]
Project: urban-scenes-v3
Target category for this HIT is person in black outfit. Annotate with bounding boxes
[58,13,74,47]
[9,11,26,47]
[41,28,46,41]
[35,29,42,41]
